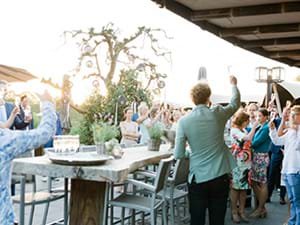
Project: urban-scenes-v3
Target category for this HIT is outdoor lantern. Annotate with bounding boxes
[255,66,285,108]
[136,63,145,72]
[157,80,166,89]
[255,66,284,83]
[118,95,127,105]
[86,60,93,68]
[255,67,269,82]
[271,67,285,82]
[92,79,100,88]
[81,43,92,54]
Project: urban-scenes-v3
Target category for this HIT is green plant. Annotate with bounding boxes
[77,69,153,144]
[148,123,164,141]
[92,122,119,143]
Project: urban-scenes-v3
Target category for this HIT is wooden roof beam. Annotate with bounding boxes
[243,47,296,66]
[219,23,300,37]
[268,50,300,58]
[191,2,300,21]
[241,37,300,48]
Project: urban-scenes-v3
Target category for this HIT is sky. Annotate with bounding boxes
[1,0,299,105]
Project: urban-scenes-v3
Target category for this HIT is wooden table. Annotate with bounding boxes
[12,145,172,225]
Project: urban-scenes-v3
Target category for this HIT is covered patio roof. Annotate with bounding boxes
[0,64,37,82]
[151,0,300,68]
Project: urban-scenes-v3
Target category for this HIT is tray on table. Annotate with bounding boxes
[45,148,113,166]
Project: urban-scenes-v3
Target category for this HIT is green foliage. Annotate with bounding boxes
[67,24,170,144]
[74,119,94,144]
[77,69,153,144]
[92,122,119,143]
[148,123,164,141]
[32,112,41,129]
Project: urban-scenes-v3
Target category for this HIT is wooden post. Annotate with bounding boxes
[273,83,282,116]
[69,179,107,225]
[34,146,44,156]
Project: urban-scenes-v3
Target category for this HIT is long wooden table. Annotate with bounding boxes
[12,145,172,225]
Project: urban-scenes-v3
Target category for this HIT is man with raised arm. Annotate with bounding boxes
[174,76,240,225]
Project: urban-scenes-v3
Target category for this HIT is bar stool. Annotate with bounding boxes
[107,157,173,225]
[12,175,68,225]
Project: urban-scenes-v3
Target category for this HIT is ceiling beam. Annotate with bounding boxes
[219,23,300,37]
[268,50,300,58]
[151,0,300,68]
[191,2,300,21]
[243,47,297,66]
[241,37,300,48]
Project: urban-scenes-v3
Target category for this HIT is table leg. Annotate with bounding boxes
[69,179,107,225]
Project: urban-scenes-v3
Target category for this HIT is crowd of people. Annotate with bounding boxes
[174,76,300,225]
[1,73,300,225]
[119,101,187,147]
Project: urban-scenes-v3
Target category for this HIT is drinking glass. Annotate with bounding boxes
[53,135,80,155]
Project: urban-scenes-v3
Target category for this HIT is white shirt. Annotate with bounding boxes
[0,104,7,122]
[269,127,300,174]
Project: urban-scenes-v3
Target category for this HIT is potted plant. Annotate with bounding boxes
[148,123,164,151]
[92,122,119,155]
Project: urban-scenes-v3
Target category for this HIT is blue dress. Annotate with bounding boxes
[0,102,56,225]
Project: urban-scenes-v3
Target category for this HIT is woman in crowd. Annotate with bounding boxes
[136,103,151,144]
[170,109,182,131]
[120,107,139,147]
[230,109,258,223]
[269,105,300,225]
[160,103,172,129]
[250,108,271,218]
[0,91,56,225]
[247,103,258,130]
[149,106,163,127]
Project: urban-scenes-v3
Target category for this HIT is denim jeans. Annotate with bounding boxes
[283,173,300,225]
[188,174,229,225]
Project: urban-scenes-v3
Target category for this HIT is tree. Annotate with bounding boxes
[75,69,153,144]
[64,23,171,92]
[47,24,171,141]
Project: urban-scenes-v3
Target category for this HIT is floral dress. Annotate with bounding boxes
[230,128,252,190]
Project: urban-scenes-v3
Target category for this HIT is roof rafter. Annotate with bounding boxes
[191,2,300,21]
[269,50,300,58]
[241,37,300,48]
[219,23,300,37]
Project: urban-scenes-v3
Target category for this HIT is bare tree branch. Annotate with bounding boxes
[64,24,171,92]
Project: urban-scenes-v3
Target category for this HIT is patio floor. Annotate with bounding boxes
[13,176,288,225]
